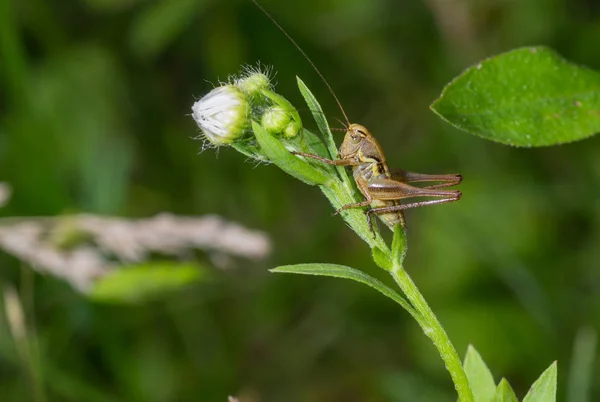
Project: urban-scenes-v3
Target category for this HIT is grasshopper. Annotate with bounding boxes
[252,0,462,234]
[293,125,461,234]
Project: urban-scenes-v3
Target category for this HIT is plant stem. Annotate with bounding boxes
[391,263,474,402]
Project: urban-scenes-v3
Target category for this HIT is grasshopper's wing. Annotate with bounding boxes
[388,169,462,189]
[367,178,460,200]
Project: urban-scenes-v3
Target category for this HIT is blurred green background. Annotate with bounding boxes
[1,0,600,400]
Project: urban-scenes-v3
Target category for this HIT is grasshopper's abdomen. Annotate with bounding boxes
[371,199,405,230]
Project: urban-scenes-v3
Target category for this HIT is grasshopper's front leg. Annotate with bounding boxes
[292,151,359,167]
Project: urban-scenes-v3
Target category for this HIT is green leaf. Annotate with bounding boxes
[252,121,329,186]
[463,345,496,402]
[372,247,392,270]
[296,77,338,160]
[523,361,558,402]
[90,262,204,303]
[231,142,269,162]
[492,379,518,402]
[391,224,408,268]
[271,263,417,318]
[301,129,333,165]
[297,77,353,187]
[431,46,600,147]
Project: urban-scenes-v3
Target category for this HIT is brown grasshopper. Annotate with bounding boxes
[293,124,461,234]
[252,0,462,234]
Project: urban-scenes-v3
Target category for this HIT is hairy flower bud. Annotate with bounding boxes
[236,72,272,95]
[191,85,249,145]
[261,106,291,134]
[283,120,301,138]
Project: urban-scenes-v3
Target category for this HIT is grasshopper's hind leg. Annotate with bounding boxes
[364,178,462,235]
[390,169,462,189]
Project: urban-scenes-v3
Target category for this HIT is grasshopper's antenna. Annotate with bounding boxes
[251,0,351,127]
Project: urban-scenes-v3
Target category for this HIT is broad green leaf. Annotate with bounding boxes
[523,361,558,402]
[252,121,329,186]
[90,262,204,303]
[492,379,518,402]
[271,263,417,318]
[463,345,496,402]
[431,46,600,147]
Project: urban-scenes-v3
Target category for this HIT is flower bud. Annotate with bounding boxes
[191,85,249,145]
[283,120,301,138]
[236,72,271,95]
[261,106,291,134]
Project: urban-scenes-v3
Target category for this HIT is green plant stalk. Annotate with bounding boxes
[391,263,473,402]
[293,81,473,400]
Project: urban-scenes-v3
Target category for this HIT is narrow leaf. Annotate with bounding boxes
[463,345,496,402]
[523,361,558,402]
[431,46,600,147]
[297,77,353,187]
[271,263,417,318]
[492,379,518,402]
[296,77,338,160]
[252,121,329,186]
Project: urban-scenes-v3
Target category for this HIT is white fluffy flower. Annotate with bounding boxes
[191,85,249,145]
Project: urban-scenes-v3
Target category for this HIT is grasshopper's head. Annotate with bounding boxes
[339,124,385,163]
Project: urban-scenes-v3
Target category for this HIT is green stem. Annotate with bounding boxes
[391,263,474,402]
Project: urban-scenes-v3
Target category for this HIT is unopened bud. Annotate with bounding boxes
[191,85,249,145]
[261,106,291,134]
[236,72,271,95]
[284,120,301,138]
